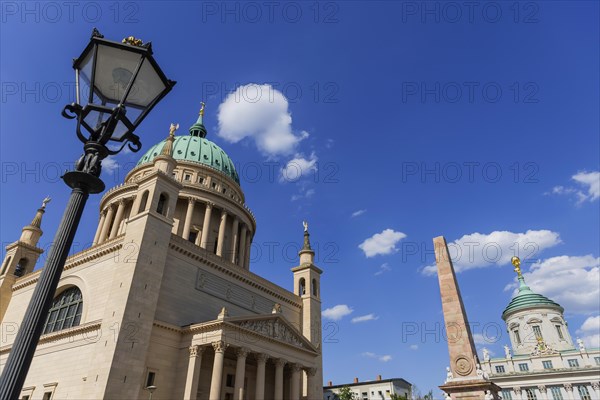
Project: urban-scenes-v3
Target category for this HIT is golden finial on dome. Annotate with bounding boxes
[511,256,522,277]
[199,101,206,117]
[169,123,179,137]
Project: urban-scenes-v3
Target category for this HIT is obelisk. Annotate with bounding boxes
[434,236,501,400]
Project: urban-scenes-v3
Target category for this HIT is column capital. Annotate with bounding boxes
[305,367,317,376]
[221,209,228,217]
[212,340,228,353]
[255,353,269,363]
[118,198,126,205]
[591,382,599,390]
[274,358,287,368]
[187,197,196,205]
[206,201,214,209]
[564,383,573,392]
[290,363,302,372]
[189,344,205,357]
[236,347,249,358]
[513,387,521,395]
[538,385,547,393]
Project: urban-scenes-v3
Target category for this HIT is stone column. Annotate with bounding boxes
[305,368,317,400]
[209,340,228,400]
[216,210,228,257]
[233,347,248,400]
[98,205,115,244]
[274,358,286,400]
[238,225,247,267]
[513,387,523,400]
[255,353,268,400]
[591,382,600,400]
[290,364,301,400]
[182,198,196,240]
[200,202,213,249]
[244,233,252,270]
[109,200,126,239]
[184,345,204,400]
[564,384,574,400]
[93,210,107,245]
[538,385,547,400]
[230,218,239,263]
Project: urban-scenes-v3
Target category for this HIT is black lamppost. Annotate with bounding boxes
[0,29,175,400]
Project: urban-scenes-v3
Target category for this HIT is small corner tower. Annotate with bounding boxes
[291,221,323,399]
[0,197,51,321]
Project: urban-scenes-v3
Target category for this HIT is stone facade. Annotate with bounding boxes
[0,122,323,400]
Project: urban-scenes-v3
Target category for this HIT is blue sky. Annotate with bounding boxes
[1,1,599,394]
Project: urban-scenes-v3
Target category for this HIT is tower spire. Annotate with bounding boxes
[189,101,208,138]
[511,256,533,293]
[20,197,50,246]
[161,123,179,156]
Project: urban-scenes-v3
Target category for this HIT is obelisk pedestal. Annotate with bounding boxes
[434,236,502,400]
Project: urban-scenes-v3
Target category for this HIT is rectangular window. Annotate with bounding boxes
[226,374,235,388]
[577,386,591,400]
[518,363,529,371]
[525,388,537,400]
[555,325,564,340]
[502,390,513,400]
[42,393,52,400]
[542,360,553,369]
[21,397,30,400]
[567,359,579,368]
[184,174,191,181]
[532,325,543,340]
[188,231,198,244]
[514,329,521,344]
[550,387,564,400]
[146,371,156,387]
[495,365,506,373]
[198,177,205,184]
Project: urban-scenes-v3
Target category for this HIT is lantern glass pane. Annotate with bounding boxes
[125,58,167,108]
[77,48,95,105]
[93,44,143,104]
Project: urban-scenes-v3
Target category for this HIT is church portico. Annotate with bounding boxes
[179,311,320,400]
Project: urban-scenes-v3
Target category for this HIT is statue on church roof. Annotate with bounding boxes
[577,338,586,352]
[303,220,308,232]
[504,345,512,359]
[41,196,51,209]
[511,256,522,277]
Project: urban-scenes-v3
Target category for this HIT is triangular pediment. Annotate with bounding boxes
[225,314,318,353]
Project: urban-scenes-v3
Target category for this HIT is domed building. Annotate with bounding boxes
[0,106,324,400]
[481,260,600,400]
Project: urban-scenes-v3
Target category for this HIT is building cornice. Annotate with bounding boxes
[169,234,301,309]
[0,320,102,354]
[11,238,124,291]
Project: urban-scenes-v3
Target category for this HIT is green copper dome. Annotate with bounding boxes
[137,105,240,185]
[137,135,239,184]
[502,276,563,320]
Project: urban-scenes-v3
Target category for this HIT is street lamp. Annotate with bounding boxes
[146,385,157,400]
[0,29,175,400]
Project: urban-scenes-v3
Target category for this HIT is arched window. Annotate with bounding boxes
[157,193,168,216]
[14,258,29,277]
[0,256,11,275]
[312,278,318,297]
[43,287,83,334]
[299,278,306,295]
[138,191,149,214]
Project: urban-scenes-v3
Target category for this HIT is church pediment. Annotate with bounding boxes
[225,314,317,352]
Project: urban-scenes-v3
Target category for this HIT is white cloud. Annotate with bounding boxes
[577,316,600,348]
[323,304,353,321]
[421,229,561,276]
[351,209,367,218]
[102,156,119,175]
[351,314,379,323]
[374,263,392,276]
[504,255,600,314]
[409,344,419,351]
[359,229,407,258]
[573,171,600,203]
[280,152,318,182]
[217,84,308,156]
[547,171,600,205]
[362,352,392,362]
